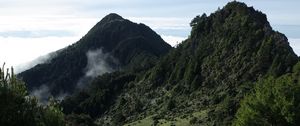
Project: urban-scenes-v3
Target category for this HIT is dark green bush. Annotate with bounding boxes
[234,74,300,126]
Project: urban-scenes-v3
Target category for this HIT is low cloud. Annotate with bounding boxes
[30,84,69,104]
[30,48,117,102]
[289,38,300,56]
[15,51,59,73]
[77,48,118,89]
[0,36,78,73]
[31,85,51,104]
[85,49,116,77]
[0,30,75,38]
[161,35,186,47]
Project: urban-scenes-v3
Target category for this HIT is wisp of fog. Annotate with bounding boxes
[77,48,118,89]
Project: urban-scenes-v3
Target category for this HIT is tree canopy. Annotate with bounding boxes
[234,63,300,126]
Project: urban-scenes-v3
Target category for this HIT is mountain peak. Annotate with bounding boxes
[100,13,124,23]
[190,1,270,38]
[19,13,171,96]
[222,1,268,25]
[224,1,248,9]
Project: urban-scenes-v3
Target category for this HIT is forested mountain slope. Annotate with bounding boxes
[18,13,172,96]
[62,1,299,126]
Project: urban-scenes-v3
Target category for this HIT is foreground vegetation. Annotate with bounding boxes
[234,62,300,126]
[0,64,65,126]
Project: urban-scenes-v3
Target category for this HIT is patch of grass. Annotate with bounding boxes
[124,109,209,126]
[124,116,154,126]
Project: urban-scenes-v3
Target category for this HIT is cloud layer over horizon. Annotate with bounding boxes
[0,0,299,72]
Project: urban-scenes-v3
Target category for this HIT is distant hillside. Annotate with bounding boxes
[18,13,172,97]
[61,1,299,126]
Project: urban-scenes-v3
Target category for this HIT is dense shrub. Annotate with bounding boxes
[234,66,300,126]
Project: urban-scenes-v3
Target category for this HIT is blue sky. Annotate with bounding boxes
[0,0,299,72]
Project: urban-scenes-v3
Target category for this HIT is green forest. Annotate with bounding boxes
[1,1,300,126]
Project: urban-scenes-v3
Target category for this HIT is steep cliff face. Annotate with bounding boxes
[18,13,172,96]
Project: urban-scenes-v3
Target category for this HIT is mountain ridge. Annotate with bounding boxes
[61,1,299,125]
[18,13,172,97]
[16,1,300,125]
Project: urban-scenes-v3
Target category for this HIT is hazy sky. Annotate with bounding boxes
[0,0,299,72]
